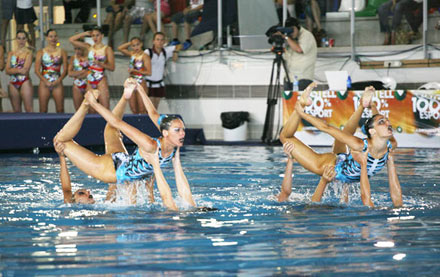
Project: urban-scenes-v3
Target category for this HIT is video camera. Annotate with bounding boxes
[265,25,293,47]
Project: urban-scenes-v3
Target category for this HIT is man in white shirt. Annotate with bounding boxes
[15,0,37,47]
[281,17,317,90]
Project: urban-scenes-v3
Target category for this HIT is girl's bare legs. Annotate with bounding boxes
[8,84,22,112]
[280,83,336,176]
[38,83,51,113]
[54,91,117,184]
[72,86,84,111]
[52,84,65,113]
[97,77,110,109]
[150,97,160,110]
[21,80,33,112]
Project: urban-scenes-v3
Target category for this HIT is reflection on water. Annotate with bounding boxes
[0,147,439,275]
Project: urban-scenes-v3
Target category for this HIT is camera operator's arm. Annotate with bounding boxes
[285,33,303,53]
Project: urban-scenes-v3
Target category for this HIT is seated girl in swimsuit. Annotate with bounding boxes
[118,36,152,114]
[53,78,197,210]
[68,43,89,111]
[69,26,115,109]
[35,29,68,113]
[280,84,403,207]
[5,30,34,112]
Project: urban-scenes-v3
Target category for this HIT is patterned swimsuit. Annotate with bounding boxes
[9,54,29,89]
[72,56,89,92]
[87,46,107,88]
[112,138,176,184]
[129,54,146,84]
[42,49,62,83]
[334,139,392,183]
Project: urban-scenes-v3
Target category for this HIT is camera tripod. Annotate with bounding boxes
[261,47,291,144]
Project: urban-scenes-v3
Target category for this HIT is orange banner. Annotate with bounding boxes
[282,90,440,135]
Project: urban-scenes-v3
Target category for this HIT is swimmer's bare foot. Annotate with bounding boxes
[361,86,375,108]
[299,82,316,107]
[123,78,137,100]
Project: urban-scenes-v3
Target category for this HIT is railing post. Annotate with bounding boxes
[282,0,287,26]
[97,0,101,26]
[350,0,356,60]
[423,0,428,59]
[39,0,45,48]
[157,0,161,32]
[218,0,222,48]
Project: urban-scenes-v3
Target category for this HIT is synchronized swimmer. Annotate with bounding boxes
[53,78,196,210]
[279,83,403,208]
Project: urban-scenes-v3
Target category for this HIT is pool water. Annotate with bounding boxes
[1,146,440,275]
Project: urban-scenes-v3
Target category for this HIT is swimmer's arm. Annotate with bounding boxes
[387,154,403,207]
[103,47,115,71]
[69,32,91,50]
[351,150,374,207]
[55,49,68,84]
[59,155,73,204]
[278,157,293,202]
[147,150,178,211]
[34,50,50,85]
[359,161,374,208]
[0,46,4,71]
[172,148,196,207]
[5,52,17,75]
[85,92,157,152]
[311,165,335,202]
[135,82,160,130]
[134,53,151,76]
[117,41,132,57]
[296,104,364,151]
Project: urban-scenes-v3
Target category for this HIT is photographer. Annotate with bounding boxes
[274,17,317,91]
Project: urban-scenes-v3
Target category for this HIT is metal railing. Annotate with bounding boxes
[39,0,434,59]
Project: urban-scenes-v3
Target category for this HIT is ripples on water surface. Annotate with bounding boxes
[1,146,439,276]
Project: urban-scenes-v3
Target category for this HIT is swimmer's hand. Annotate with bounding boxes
[283,142,295,160]
[123,77,137,99]
[54,141,66,156]
[84,90,99,105]
[322,165,336,182]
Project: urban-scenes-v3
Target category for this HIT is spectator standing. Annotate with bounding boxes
[63,0,92,24]
[118,37,152,114]
[15,0,37,48]
[144,32,179,109]
[35,29,68,113]
[5,30,33,112]
[69,26,115,109]
[378,0,422,45]
[281,17,317,90]
[169,0,204,50]
[1,0,17,49]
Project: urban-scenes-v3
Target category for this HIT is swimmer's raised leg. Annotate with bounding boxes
[280,82,336,176]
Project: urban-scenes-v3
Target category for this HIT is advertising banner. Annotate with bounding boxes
[282,90,440,148]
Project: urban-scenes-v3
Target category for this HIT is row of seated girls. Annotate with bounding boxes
[2,25,152,114]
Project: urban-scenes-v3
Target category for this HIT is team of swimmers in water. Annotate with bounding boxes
[53,78,403,211]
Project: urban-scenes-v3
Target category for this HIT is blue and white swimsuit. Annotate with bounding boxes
[112,138,176,184]
[334,139,392,183]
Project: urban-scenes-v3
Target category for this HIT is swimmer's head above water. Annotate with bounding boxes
[158,115,186,147]
[72,189,95,204]
[362,114,393,139]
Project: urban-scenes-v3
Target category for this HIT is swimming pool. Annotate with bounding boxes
[1,146,439,275]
